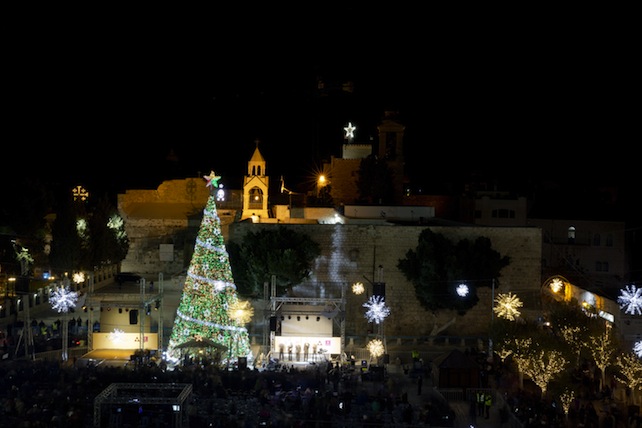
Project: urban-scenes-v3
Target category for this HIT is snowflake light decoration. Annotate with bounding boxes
[456,283,469,297]
[352,282,365,295]
[634,340,642,358]
[493,292,523,321]
[363,295,390,324]
[549,278,564,293]
[50,285,79,313]
[367,339,385,358]
[72,271,85,284]
[617,284,642,315]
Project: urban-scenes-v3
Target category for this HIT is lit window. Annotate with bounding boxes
[568,226,576,243]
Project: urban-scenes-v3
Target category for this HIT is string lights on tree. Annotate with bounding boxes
[519,349,568,398]
[618,284,642,315]
[166,171,252,366]
[493,292,523,321]
[560,389,575,417]
[363,295,390,324]
[590,325,616,389]
[613,352,642,404]
[559,325,587,365]
[504,338,533,389]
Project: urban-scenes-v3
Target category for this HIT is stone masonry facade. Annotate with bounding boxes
[229,222,542,339]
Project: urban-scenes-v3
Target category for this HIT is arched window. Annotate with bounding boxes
[567,226,576,244]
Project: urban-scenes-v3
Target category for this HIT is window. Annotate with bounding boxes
[595,261,610,272]
[606,234,613,247]
[568,226,576,244]
[593,233,601,246]
[492,209,515,219]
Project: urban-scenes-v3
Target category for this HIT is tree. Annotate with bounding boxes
[228,226,321,297]
[519,349,568,399]
[49,192,129,273]
[397,229,510,313]
[589,324,617,390]
[49,193,84,273]
[613,352,642,404]
[166,172,251,365]
[86,194,129,267]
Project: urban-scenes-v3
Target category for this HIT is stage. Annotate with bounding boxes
[76,349,141,368]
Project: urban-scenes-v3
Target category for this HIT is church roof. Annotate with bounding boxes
[250,146,265,163]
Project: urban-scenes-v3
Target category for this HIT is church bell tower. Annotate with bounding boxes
[241,140,270,221]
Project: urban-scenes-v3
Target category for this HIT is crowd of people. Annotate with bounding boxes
[0,355,443,427]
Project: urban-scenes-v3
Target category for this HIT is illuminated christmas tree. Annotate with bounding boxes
[166,171,252,365]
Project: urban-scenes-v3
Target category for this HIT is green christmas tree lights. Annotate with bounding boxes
[166,171,252,365]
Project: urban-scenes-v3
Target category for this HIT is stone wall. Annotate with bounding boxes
[117,179,238,276]
[229,222,542,338]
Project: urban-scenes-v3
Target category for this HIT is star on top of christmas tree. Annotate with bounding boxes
[203,170,221,189]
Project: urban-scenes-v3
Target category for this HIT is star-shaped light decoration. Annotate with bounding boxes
[228,300,254,325]
[343,122,356,139]
[363,295,390,324]
[634,340,642,358]
[617,284,642,315]
[72,271,86,284]
[50,285,79,313]
[194,334,204,342]
[367,338,385,358]
[456,283,469,297]
[352,281,365,295]
[493,292,523,321]
[203,170,221,189]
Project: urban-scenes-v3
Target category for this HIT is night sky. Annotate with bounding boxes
[5,6,638,202]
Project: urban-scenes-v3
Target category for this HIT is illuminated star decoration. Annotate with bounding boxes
[617,284,642,315]
[50,285,79,313]
[352,282,365,295]
[194,334,204,342]
[634,340,642,358]
[343,122,356,139]
[228,300,254,325]
[494,292,523,321]
[456,283,469,297]
[203,171,221,189]
[367,339,385,358]
[72,272,86,284]
[363,295,390,324]
[550,278,564,293]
